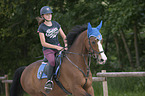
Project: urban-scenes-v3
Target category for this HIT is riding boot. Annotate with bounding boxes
[43,63,54,91]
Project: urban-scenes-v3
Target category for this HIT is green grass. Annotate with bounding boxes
[1,77,145,96]
[92,77,145,96]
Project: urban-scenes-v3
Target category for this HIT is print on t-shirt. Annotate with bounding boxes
[46,27,59,38]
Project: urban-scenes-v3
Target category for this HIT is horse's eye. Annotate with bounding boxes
[92,41,95,44]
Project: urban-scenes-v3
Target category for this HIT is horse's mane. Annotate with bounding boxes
[67,24,87,48]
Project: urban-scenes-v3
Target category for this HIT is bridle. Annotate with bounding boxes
[88,37,105,64]
[63,36,104,88]
[88,38,104,55]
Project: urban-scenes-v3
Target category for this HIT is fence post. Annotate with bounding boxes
[102,70,108,96]
[4,75,9,96]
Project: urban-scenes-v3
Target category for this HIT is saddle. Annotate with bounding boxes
[37,51,63,79]
[37,51,72,95]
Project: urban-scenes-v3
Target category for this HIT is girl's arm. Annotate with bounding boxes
[59,27,67,49]
[39,32,63,50]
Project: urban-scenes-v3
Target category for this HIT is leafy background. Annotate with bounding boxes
[0,0,145,95]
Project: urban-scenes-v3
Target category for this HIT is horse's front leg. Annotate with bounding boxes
[84,79,94,96]
[84,73,94,96]
[71,85,92,96]
[85,86,94,96]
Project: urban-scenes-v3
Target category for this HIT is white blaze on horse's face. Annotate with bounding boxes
[87,21,107,64]
[97,41,107,64]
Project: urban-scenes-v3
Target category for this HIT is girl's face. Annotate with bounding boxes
[43,13,52,21]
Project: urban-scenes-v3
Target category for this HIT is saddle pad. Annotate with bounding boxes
[37,63,47,79]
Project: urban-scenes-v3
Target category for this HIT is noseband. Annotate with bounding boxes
[88,38,104,55]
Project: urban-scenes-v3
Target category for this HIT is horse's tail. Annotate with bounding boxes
[10,66,26,96]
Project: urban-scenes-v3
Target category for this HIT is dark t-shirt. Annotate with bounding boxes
[37,21,61,51]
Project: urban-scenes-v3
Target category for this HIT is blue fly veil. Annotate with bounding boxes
[87,21,102,40]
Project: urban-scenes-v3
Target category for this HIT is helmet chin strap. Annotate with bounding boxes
[43,17,51,22]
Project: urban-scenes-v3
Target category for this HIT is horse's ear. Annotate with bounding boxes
[88,22,92,32]
[96,21,102,30]
[87,22,92,37]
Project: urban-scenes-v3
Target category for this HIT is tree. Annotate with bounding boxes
[102,0,145,68]
[0,0,145,78]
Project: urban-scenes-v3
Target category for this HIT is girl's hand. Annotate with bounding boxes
[64,47,68,50]
[57,46,64,51]
[64,43,68,50]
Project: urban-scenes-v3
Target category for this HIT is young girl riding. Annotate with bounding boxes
[37,6,67,91]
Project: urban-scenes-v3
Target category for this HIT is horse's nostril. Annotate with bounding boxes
[100,59,104,62]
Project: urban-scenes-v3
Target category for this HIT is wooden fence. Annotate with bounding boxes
[1,70,145,96]
[93,70,145,96]
[0,75,12,96]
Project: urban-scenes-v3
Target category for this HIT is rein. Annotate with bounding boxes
[65,51,91,78]
[54,50,92,94]
[64,51,91,88]
[62,37,104,88]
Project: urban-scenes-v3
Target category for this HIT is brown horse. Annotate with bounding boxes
[10,22,107,96]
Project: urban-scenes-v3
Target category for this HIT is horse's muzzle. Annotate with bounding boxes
[93,53,107,64]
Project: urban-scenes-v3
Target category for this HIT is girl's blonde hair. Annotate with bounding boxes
[36,17,44,26]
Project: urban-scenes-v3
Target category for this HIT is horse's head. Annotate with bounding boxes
[86,21,107,64]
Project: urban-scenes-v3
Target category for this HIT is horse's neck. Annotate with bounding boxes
[67,31,89,71]
[69,31,88,54]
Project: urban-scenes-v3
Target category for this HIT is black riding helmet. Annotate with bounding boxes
[40,6,53,16]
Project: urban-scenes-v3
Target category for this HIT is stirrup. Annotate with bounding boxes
[44,80,54,90]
